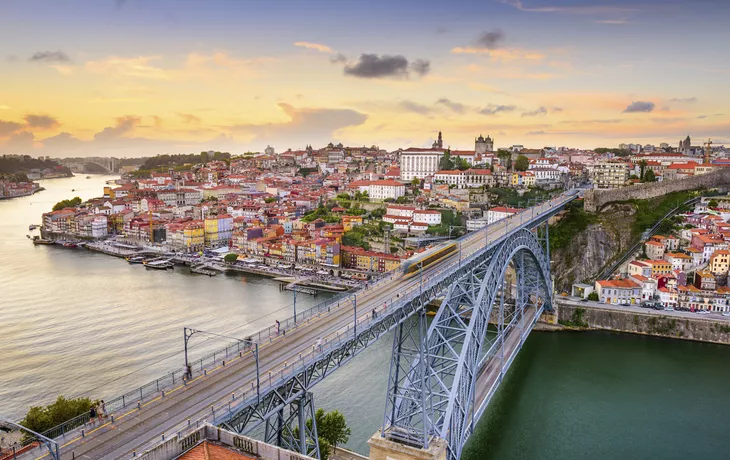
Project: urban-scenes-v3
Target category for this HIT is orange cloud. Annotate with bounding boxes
[293,42,334,54]
[451,47,544,61]
[85,56,168,80]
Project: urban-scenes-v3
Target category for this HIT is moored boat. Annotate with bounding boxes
[29,224,39,231]
[126,256,146,264]
[31,236,54,245]
[144,259,174,270]
[62,242,78,248]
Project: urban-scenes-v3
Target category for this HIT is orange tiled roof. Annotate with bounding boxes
[178,441,256,460]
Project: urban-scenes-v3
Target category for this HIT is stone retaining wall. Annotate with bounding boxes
[584,168,730,212]
[556,301,730,345]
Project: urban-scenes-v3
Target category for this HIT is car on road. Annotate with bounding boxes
[666,306,675,311]
[723,312,730,317]
[620,303,630,307]
[697,310,710,314]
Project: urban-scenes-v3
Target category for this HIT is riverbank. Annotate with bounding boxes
[550,299,730,345]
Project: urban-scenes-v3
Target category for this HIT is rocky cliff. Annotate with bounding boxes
[551,203,637,292]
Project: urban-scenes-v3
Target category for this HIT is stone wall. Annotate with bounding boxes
[584,168,730,212]
[556,301,730,345]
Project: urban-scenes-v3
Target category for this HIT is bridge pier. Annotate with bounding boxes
[368,430,447,460]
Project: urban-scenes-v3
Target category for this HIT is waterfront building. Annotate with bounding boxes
[595,279,642,305]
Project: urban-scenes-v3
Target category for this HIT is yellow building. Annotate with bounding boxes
[441,197,469,212]
[709,250,730,276]
[204,216,219,245]
[183,221,205,251]
[342,215,363,232]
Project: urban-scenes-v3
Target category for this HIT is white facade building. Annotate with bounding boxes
[412,210,442,225]
[400,148,443,181]
[368,180,406,200]
[486,206,521,225]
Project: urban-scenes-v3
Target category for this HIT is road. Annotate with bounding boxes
[558,298,730,322]
[32,193,576,460]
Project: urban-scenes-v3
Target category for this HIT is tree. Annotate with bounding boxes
[21,395,93,438]
[587,292,599,301]
[223,253,238,263]
[439,152,455,170]
[629,174,639,180]
[264,197,277,203]
[497,149,512,170]
[643,169,656,182]
[514,155,530,172]
[639,160,647,180]
[455,157,470,171]
[318,410,351,452]
[52,196,82,211]
[708,199,719,209]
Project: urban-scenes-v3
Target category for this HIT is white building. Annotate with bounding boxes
[486,206,521,225]
[413,210,442,225]
[400,148,444,181]
[385,204,415,218]
[368,180,406,200]
[434,170,466,188]
[91,217,108,238]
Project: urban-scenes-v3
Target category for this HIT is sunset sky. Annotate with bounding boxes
[1,0,729,157]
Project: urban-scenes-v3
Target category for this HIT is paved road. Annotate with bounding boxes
[558,298,730,322]
[33,193,576,460]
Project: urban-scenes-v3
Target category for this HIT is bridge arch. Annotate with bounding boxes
[384,227,553,460]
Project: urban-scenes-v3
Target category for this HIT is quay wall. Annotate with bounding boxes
[583,168,730,212]
[555,301,730,345]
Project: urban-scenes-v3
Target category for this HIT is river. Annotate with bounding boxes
[2,175,730,459]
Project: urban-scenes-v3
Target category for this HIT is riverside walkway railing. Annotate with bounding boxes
[29,192,577,451]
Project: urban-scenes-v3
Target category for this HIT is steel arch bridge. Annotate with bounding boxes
[382,225,553,460]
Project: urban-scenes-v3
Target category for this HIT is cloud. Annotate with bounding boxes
[94,115,141,141]
[28,51,71,63]
[593,19,628,24]
[343,54,430,79]
[229,103,367,149]
[622,101,655,113]
[697,113,724,119]
[24,114,60,129]
[435,98,466,114]
[451,47,544,61]
[399,100,432,115]
[86,56,168,79]
[5,131,35,150]
[330,53,347,64]
[411,59,431,77]
[178,113,201,125]
[0,120,24,136]
[500,0,639,15]
[293,42,334,54]
[522,106,548,117]
[41,132,83,149]
[50,65,76,76]
[670,97,697,103]
[526,130,546,135]
[479,104,517,115]
[475,29,505,50]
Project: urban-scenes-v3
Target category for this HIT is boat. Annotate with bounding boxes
[71,189,76,192]
[126,256,146,264]
[86,176,92,179]
[62,242,78,248]
[31,236,54,245]
[144,259,174,270]
[29,224,39,231]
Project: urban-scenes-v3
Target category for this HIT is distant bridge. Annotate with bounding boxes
[60,157,119,174]
[15,190,580,460]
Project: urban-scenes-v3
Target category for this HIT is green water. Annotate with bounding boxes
[463,331,730,460]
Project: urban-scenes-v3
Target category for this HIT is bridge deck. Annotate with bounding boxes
[27,193,577,460]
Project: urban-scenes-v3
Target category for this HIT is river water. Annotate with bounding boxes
[2,175,730,459]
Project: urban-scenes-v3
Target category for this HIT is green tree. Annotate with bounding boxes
[455,157,470,171]
[439,152,455,170]
[319,410,351,452]
[629,174,639,180]
[497,149,512,170]
[224,253,238,263]
[52,196,82,211]
[587,292,599,301]
[639,160,647,180]
[21,395,93,437]
[514,155,530,172]
[643,169,657,182]
[708,199,719,208]
[264,197,277,203]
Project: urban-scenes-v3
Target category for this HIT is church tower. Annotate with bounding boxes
[432,131,444,149]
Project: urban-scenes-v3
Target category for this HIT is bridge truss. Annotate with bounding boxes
[383,224,553,460]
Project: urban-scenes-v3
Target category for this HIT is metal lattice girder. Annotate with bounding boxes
[260,391,320,458]
[383,227,554,460]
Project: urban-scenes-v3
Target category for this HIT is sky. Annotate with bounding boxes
[0,0,729,157]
